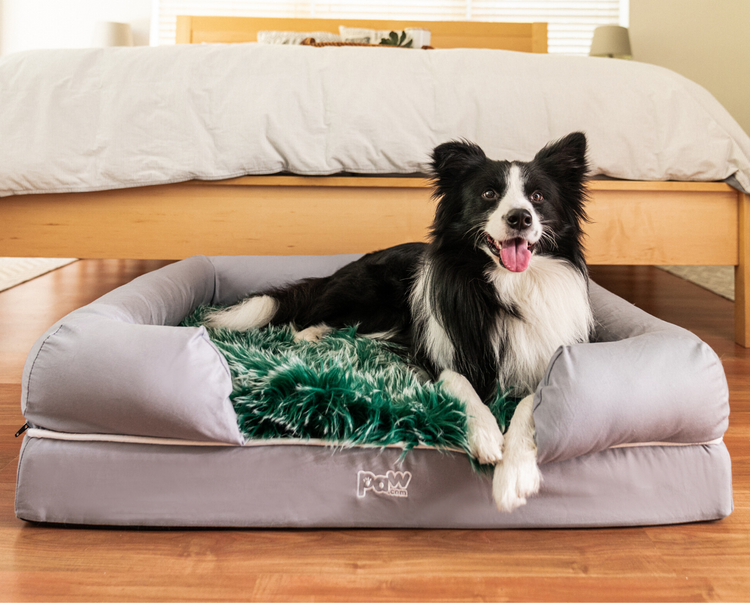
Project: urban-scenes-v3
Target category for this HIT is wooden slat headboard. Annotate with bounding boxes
[175,16,548,53]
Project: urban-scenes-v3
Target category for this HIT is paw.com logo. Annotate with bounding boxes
[357,470,412,498]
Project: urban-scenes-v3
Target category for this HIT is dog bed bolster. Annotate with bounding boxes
[534,282,729,464]
[20,255,730,464]
[209,253,362,306]
[21,256,240,443]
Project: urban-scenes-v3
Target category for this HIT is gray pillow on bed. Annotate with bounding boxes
[21,255,729,463]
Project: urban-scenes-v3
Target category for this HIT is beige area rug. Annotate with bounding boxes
[658,265,734,301]
[0,257,78,293]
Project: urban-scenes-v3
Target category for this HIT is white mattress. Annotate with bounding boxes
[1,44,749,196]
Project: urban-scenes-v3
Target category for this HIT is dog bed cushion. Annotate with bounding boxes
[178,308,521,457]
[15,255,733,527]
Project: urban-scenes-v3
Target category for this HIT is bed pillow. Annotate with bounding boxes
[257,30,342,45]
[338,26,408,45]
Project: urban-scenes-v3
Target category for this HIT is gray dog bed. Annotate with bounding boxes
[15,255,733,527]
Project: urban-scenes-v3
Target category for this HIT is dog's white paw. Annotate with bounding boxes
[439,369,503,464]
[492,448,541,512]
[293,324,333,342]
[466,405,504,464]
[492,394,541,512]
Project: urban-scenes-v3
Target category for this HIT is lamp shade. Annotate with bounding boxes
[589,25,632,59]
[91,21,134,47]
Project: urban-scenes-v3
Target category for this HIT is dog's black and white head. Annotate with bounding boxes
[430,132,589,275]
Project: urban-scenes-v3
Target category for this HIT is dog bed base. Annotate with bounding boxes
[17,433,731,528]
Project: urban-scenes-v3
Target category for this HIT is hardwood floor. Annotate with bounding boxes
[0,260,748,602]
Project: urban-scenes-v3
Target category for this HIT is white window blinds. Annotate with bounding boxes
[152,0,627,55]
[469,1,623,54]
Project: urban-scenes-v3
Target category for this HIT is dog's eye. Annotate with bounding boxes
[530,191,544,203]
[482,190,497,200]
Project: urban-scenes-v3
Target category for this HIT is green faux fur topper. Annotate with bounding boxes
[183,306,520,462]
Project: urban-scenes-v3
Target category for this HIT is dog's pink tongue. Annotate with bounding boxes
[500,238,532,272]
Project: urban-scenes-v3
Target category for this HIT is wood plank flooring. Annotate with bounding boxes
[0,260,748,602]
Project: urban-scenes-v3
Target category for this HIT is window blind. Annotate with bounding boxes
[152,0,627,54]
[470,1,622,54]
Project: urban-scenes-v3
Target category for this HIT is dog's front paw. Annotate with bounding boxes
[491,394,541,512]
[439,370,503,464]
[492,450,541,512]
[466,406,504,464]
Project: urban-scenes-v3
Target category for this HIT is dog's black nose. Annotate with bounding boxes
[506,208,533,230]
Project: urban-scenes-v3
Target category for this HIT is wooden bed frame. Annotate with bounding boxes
[0,16,747,347]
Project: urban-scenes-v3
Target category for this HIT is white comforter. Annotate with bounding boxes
[1,43,749,196]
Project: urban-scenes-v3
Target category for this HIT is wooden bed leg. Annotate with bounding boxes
[736,192,750,347]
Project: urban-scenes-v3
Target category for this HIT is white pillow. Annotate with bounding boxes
[339,27,430,47]
[257,31,342,45]
[339,26,402,45]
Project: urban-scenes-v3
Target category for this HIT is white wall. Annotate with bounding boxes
[630,0,750,135]
[0,0,152,56]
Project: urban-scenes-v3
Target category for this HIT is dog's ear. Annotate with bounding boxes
[431,140,487,185]
[533,132,588,184]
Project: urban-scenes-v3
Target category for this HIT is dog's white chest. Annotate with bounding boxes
[489,256,593,393]
[411,256,592,396]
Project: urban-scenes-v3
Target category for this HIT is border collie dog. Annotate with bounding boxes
[206,132,594,512]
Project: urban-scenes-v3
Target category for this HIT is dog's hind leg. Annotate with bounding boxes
[293,323,333,342]
[439,369,504,464]
[204,295,278,331]
[492,394,542,512]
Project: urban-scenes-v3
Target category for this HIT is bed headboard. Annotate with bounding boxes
[175,16,547,53]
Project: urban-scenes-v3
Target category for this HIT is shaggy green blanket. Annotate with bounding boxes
[183,306,520,462]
